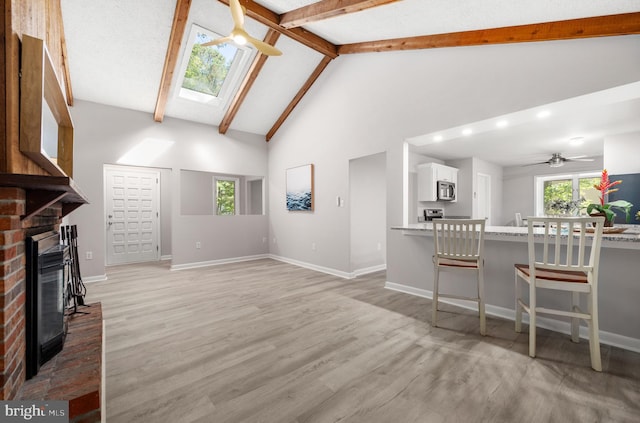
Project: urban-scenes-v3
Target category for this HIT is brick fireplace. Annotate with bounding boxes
[0,187,62,399]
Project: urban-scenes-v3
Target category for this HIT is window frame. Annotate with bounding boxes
[534,171,599,216]
[214,176,240,216]
[175,24,253,108]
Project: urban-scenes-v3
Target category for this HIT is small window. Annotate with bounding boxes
[215,177,239,216]
[536,172,599,216]
[176,25,252,107]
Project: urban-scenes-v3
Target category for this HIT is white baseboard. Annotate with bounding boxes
[385,281,640,354]
[170,254,269,271]
[268,255,355,279]
[83,274,108,283]
[160,255,172,261]
[352,264,387,277]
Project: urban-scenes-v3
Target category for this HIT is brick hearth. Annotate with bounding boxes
[17,303,103,423]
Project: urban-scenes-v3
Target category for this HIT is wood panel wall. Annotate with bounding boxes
[1,0,68,175]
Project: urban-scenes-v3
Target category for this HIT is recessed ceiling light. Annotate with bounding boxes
[496,120,509,128]
[433,135,443,142]
[569,136,585,146]
[462,128,473,136]
[536,110,551,119]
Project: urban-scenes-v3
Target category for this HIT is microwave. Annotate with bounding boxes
[437,180,456,201]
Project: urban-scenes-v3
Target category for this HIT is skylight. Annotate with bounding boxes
[176,25,253,107]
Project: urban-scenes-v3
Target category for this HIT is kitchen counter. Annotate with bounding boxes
[392,223,640,250]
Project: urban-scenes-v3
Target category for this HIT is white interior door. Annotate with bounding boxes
[105,165,160,265]
[476,173,492,225]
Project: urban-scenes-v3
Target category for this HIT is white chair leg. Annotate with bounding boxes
[514,271,522,333]
[529,282,536,358]
[571,291,580,343]
[588,291,602,371]
[432,266,440,327]
[478,267,486,336]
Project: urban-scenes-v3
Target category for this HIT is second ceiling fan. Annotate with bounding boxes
[526,153,594,168]
[202,0,282,56]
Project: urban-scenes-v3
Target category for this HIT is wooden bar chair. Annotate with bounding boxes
[432,219,486,335]
[514,216,605,371]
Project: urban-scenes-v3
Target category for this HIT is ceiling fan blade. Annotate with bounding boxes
[201,36,233,47]
[246,35,282,56]
[522,161,550,167]
[567,157,594,162]
[229,0,245,29]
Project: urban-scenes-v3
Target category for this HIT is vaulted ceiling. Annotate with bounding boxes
[60,0,640,142]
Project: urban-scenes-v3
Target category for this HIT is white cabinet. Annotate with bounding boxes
[417,163,458,202]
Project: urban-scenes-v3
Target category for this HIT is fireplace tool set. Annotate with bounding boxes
[62,225,88,314]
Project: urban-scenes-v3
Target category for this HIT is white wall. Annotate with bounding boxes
[604,131,640,173]
[68,100,268,278]
[349,153,386,272]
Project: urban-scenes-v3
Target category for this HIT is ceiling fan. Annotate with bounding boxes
[526,153,594,168]
[201,0,282,56]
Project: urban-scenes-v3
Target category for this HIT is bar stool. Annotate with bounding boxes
[432,219,486,335]
[514,216,605,371]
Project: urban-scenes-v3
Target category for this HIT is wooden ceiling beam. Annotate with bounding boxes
[153,0,192,122]
[219,29,281,134]
[217,0,338,58]
[280,0,400,29]
[338,12,640,54]
[266,56,333,142]
[55,0,74,106]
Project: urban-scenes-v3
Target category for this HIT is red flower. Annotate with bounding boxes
[593,169,621,205]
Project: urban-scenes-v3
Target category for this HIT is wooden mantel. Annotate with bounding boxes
[0,173,89,219]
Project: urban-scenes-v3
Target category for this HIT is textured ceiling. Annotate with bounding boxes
[60,0,640,141]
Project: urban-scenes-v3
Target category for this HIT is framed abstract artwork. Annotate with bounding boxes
[286,164,314,211]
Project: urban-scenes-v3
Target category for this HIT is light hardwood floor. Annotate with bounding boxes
[87,259,640,423]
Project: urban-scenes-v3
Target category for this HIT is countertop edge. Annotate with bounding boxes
[391,224,640,249]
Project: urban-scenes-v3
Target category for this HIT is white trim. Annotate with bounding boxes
[83,274,108,283]
[160,255,172,261]
[385,280,640,354]
[352,264,387,277]
[268,255,354,279]
[170,254,269,271]
[385,281,432,298]
[172,254,382,279]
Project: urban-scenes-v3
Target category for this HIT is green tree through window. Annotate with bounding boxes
[182,33,238,97]
[541,174,599,215]
[216,180,236,215]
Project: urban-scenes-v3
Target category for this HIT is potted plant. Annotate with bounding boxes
[547,198,584,216]
[586,169,633,226]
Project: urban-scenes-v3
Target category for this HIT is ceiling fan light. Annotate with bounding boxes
[549,156,564,167]
[232,34,247,45]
